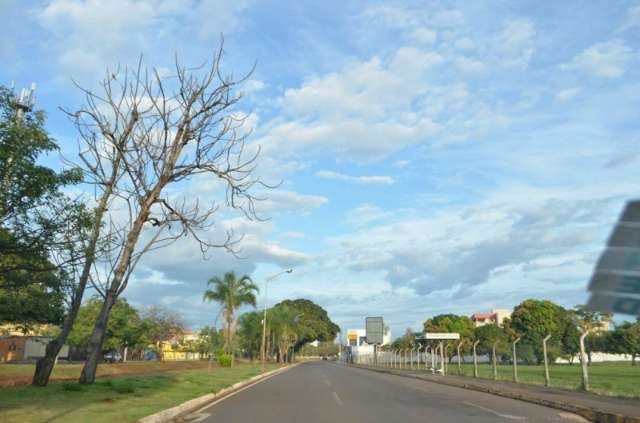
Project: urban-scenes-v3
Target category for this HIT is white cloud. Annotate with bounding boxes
[411,27,437,44]
[257,190,328,216]
[561,39,633,79]
[555,87,581,102]
[34,0,249,79]
[242,79,266,95]
[315,170,395,186]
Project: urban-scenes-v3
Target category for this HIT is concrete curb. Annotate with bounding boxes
[350,365,640,423]
[137,363,299,423]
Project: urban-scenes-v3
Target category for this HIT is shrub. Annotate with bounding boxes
[217,353,232,367]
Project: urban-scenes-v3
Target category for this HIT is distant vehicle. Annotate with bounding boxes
[103,352,123,363]
[321,355,327,360]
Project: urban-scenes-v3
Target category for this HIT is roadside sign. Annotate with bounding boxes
[425,333,460,340]
[365,317,384,345]
[587,200,640,316]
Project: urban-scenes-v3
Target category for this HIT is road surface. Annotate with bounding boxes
[186,361,587,422]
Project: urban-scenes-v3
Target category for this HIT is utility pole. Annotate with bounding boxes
[260,269,293,373]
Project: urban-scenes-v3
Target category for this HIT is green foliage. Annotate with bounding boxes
[610,321,640,364]
[237,311,263,359]
[392,328,417,350]
[0,85,90,329]
[216,353,232,367]
[203,271,258,354]
[275,299,340,349]
[69,297,147,352]
[509,299,573,363]
[474,324,509,357]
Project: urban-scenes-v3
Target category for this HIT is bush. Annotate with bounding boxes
[217,353,232,367]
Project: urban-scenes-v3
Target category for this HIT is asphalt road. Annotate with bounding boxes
[186,361,588,423]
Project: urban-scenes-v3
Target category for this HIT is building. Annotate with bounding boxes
[471,308,512,327]
[0,336,69,362]
[344,327,391,361]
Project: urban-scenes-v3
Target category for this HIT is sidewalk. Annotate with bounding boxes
[352,364,640,423]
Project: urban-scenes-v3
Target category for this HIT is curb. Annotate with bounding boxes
[350,365,640,423]
[137,363,299,423]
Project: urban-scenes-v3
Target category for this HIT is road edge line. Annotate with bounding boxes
[136,362,301,423]
[345,364,640,423]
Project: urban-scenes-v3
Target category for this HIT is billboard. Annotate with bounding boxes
[365,317,384,345]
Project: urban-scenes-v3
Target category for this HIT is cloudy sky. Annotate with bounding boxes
[2,0,640,338]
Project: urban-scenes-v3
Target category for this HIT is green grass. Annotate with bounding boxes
[434,362,640,398]
[0,363,282,423]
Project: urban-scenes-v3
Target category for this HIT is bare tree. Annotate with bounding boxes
[75,46,264,384]
[32,79,133,386]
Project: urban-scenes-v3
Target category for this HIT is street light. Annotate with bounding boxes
[261,268,293,373]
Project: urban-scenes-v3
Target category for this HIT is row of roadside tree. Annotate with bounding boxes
[391,299,640,366]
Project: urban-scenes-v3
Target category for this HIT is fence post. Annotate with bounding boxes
[432,343,436,370]
[473,340,480,378]
[440,341,445,375]
[579,331,590,391]
[417,345,423,370]
[443,342,448,375]
[410,346,414,370]
[492,341,498,380]
[457,341,463,375]
[543,334,552,387]
[513,337,521,383]
[425,345,430,370]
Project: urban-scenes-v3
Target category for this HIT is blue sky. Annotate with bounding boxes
[2,0,640,338]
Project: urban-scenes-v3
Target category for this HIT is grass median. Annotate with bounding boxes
[0,362,283,423]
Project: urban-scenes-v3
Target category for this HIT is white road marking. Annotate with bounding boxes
[185,412,210,422]
[332,391,343,406]
[463,401,528,421]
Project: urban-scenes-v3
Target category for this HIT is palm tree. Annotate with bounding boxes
[203,271,258,366]
[270,305,302,363]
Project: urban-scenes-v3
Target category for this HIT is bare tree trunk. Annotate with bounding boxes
[32,171,117,386]
[633,353,636,366]
[79,289,118,384]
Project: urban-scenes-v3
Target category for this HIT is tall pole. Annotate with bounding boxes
[457,342,463,375]
[513,337,521,383]
[440,341,445,375]
[543,334,551,387]
[579,331,590,391]
[473,340,480,378]
[260,269,293,373]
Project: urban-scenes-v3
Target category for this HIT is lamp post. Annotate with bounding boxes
[261,268,293,373]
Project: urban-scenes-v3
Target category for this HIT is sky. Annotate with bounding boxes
[2,0,640,339]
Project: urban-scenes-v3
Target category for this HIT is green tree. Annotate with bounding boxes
[509,299,572,364]
[392,328,417,350]
[68,298,145,354]
[203,271,258,365]
[424,314,475,361]
[611,321,640,366]
[270,304,302,362]
[274,299,339,350]
[237,311,263,361]
[0,85,83,274]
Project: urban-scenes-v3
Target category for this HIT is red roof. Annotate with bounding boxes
[472,313,496,320]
